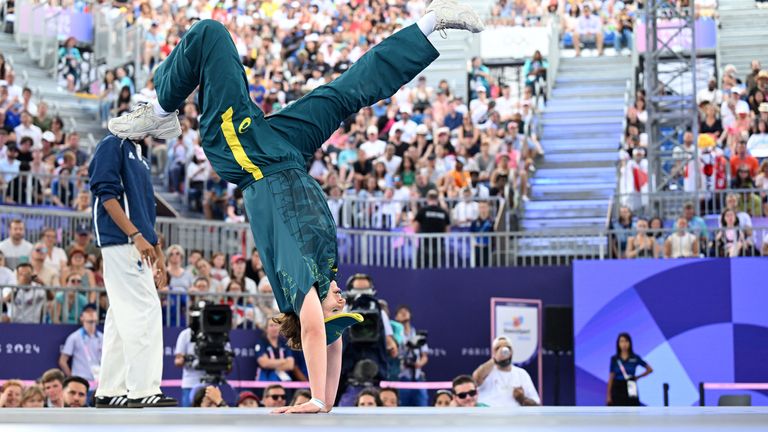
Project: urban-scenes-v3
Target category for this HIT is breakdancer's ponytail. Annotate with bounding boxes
[273,313,303,350]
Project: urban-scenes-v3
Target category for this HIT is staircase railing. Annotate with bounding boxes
[546,16,561,101]
[39,9,60,76]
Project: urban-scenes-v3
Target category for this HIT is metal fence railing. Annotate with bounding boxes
[338,196,507,230]
[0,204,764,271]
[1,285,276,330]
[0,205,254,260]
[0,171,90,208]
[614,188,767,221]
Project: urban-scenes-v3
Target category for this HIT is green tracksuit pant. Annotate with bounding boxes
[153,19,439,314]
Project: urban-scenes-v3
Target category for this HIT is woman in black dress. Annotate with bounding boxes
[607,333,653,406]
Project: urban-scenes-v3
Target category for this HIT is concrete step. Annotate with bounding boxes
[523,207,606,219]
[530,181,615,192]
[545,99,625,111]
[559,57,632,68]
[529,174,614,185]
[552,87,626,98]
[555,75,628,86]
[544,101,624,113]
[542,109,624,120]
[541,145,618,155]
[537,158,617,169]
[514,236,607,255]
[534,166,615,177]
[542,129,622,140]
[541,116,624,126]
[524,198,608,208]
[532,178,614,187]
[521,216,607,230]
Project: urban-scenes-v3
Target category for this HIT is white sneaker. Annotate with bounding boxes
[108,103,182,141]
[427,0,485,34]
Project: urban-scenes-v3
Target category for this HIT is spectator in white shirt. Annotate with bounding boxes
[573,4,604,57]
[14,111,43,149]
[495,84,516,121]
[0,219,33,271]
[5,70,23,101]
[664,217,700,258]
[470,86,490,125]
[452,188,479,228]
[697,77,723,106]
[40,227,68,275]
[0,144,20,183]
[361,126,387,160]
[389,106,418,144]
[472,336,541,407]
[721,88,749,129]
[376,144,403,177]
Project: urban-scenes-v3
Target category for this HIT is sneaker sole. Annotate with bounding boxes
[95,403,131,409]
[109,120,181,141]
[127,400,179,408]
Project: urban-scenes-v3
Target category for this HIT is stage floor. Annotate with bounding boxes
[1,407,767,431]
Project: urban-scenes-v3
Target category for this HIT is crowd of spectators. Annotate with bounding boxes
[489,0,718,57]
[2,251,542,409]
[610,200,768,259]
[56,0,548,231]
[0,52,91,208]
[618,60,768,226]
[0,372,532,408]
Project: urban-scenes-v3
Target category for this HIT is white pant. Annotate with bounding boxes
[96,244,163,399]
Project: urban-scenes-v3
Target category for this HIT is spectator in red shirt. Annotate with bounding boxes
[730,140,760,178]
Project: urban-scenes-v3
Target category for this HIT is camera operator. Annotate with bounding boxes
[174,302,233,407]
[348,274,399,357]
[174,323,206,407]
[339,274,398,405]
[394,305,429,406]
[472,336,540,407]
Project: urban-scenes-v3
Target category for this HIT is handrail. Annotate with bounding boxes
[0,205,765,269]
[2,285,277,330]
[26,2,45,60]
[546,15,561,101]
[41,9,61,75]
[613,187,768,220]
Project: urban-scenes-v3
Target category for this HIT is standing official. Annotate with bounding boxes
[89,135,177,408]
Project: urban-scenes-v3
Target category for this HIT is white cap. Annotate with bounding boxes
[42,131,55,142]
[367,125,379,136]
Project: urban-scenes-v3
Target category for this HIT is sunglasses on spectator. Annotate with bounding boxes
[69,278,82,283]
[35,247,48,253]
[267,394,286,401]
[454,390,477,399]
[83,320,97,324]
[169,251,182,256]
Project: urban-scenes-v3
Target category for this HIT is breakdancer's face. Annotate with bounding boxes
[321,281,346,318]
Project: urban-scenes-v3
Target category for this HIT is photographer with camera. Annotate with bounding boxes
[394,305,429,406]
[174,302,234,407]
[472,336,540,407]
[338,274,398,405]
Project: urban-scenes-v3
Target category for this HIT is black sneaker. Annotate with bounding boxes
[95,395,130,408]
[127,394,178,408]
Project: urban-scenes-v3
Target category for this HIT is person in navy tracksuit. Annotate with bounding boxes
[88,135,177,408]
